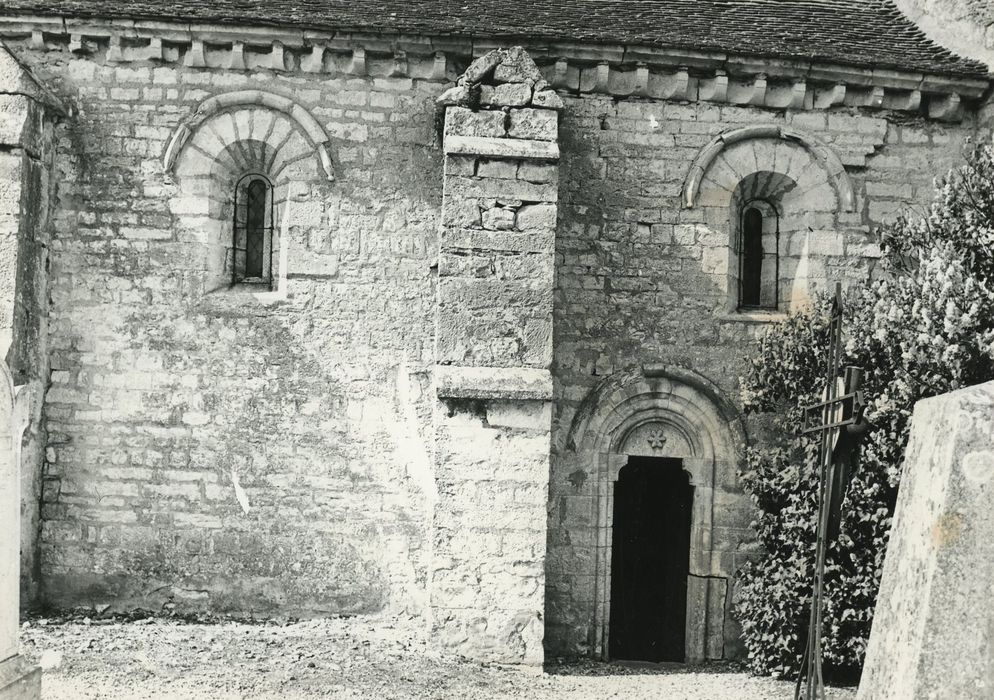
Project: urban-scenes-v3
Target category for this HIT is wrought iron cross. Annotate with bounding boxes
[794,283,869,700]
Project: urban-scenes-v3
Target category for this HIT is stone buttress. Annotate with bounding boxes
[0,41,61,700]
[430,47,563,666]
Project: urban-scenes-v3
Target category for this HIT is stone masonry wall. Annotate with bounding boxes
[0,46,59,609]
[2,18,989,663]
[545,95,981,658]
[431,48,561,665]
[8,40,450,616]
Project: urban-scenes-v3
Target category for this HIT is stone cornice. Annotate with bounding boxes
[0,14,989,122]
[436,366,553,401]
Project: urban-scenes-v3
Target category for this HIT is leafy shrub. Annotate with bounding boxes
[734,144,994,678]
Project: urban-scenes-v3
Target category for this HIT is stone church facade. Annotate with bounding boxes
[1,0,991,667]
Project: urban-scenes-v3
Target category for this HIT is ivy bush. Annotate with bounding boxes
[734,144,994,678]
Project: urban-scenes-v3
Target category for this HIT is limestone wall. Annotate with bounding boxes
[896,0,994,70]
[545,96,979,659]
[0,47,59,610]
[10,44,446,616]
[1,20,989,660]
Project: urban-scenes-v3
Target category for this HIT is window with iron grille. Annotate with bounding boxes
[233,174,274,286]
[737,202,780,310]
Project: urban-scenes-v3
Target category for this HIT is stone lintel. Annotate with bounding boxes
[436,365,552,401]
[444,135,559,161]
[0,655,40,700]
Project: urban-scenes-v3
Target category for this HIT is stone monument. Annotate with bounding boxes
[857,380,994,699]
[0,361,39,699]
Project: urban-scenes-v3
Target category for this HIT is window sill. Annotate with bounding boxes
[717,309,788,324]
[198,282,287,311]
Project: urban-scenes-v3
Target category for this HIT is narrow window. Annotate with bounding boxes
[738,205,779,309]
[233,175,273,286]
[245,180,267,278]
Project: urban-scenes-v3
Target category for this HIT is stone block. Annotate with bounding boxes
[436,366,553,401]
[441,198,481,228]
[517,162,557,183]
[445,156,476,177]
[459,51,503,86]
[858,381,994,700]
[516,203,557,231]
[532,89,564,110]
[477,159,518,179]
[508,109,558,141]
[488,83,532,107]
[444,107,506,139]
[493,47,544,84]
[486,400,552,432]
[0,655,41,700]
[447,176,557,204]
[445,135,560,161]
[481,206,516,231]
[0,96,30,148]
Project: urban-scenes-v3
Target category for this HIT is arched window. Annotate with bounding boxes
[233,174,274,286]
[737,203,779,310]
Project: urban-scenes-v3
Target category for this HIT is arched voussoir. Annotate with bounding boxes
[163,90,334,181]
[565,364,746,464]
[683,124,855,212]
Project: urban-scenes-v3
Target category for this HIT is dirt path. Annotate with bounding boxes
[19,614,857,699]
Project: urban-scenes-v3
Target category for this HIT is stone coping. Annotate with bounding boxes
[0,15,987,120]
[436,365,553,401]
[443,135,560,161]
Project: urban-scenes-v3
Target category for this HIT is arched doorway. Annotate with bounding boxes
[609,456,693,662]
[556,364,748,663]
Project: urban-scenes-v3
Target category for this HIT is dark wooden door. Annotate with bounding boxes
[609,456,693,662]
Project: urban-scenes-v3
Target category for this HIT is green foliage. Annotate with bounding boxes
[734,144,994,678]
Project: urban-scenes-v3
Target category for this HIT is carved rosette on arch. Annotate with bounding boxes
[553,365,751,664]
[431,47,562,666]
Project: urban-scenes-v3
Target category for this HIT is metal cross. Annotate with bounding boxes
[795,283,869,700]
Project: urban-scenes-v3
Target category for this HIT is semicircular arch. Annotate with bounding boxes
[565,364,746,464]
[561,364,748,662]
[682,125,855,212]
[163,90,334,182]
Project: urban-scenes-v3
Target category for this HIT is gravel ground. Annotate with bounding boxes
[19,612,858,700]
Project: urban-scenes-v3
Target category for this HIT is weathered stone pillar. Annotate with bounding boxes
[0,43,61,700]
[431,47,563,666]
[0,365,36,699]
[858,381,994,700]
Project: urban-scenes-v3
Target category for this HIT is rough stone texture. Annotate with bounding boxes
[895,0,994,69]
[431,47,559,666]
[14,46,442,619]
[545,96,976,659]
[0,19,987,669]
[0,45,56,616]
[0,360,31,678]
[436,366,553,401]
[0,656,40,700]
[0,67,43,680]
[857,381,994,700]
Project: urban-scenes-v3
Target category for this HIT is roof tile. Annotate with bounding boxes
[2,0,988,78]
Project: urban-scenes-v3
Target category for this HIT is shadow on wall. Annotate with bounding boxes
[43,291,436,616]
[544,103,868,661]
